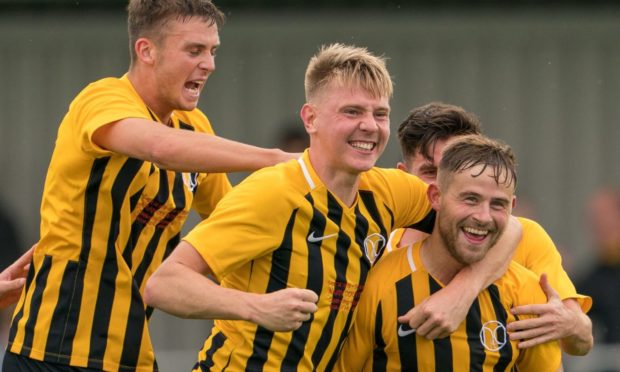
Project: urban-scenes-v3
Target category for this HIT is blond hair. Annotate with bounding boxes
[304,43,393,101]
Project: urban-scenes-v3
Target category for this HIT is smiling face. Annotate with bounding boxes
[302,81,390,177]
[148,17,219,119]
[429,163,515,265]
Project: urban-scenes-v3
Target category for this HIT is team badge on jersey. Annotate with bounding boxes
[363,233,386,264]
[183,172,198,193]
[479,320,508,351]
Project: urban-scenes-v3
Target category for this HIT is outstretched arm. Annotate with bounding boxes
[93,118,297,173]
[0,245,34,309]
[144,241,318,332]
[507,273,593,356]
[398,216,522,338]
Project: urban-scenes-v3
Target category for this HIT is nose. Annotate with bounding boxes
[199,54,215,72]
[472,203,493,225]
[359,113,379,132]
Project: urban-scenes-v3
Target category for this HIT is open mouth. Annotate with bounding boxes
[184,81,204,97]
[462,226,489,243]
[349,141,376,151]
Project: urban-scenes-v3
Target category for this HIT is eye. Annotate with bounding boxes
[374,111,389,120]
[491,201,508,211]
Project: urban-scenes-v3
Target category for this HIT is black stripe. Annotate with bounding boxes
[488,284,512,371]
[359,191,389,263]
[282,195,325,368]
[408,210,436,235]
[44,260,80,363]
[324,202,374,371]
[372,301,387,372]
[395,275,416,370]
[49,157,109,360]
[88,158,144,368]
[7,254,37,350]
[246,210,298,372]
[466,298,485,370]
[195,331,227,371]
[178,119,195,131]
[311,193,347,367]
[21,255,53,356]
[429,277,452,371]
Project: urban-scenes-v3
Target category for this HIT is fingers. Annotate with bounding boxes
[538,273,560,301]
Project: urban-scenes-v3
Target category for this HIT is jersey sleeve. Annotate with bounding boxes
[183,168,295,281]
[504,263,563,371]
[372,169,432,231]
[72,78,149,157]
[514,217,592,312]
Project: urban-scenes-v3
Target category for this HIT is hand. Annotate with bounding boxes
[0,244,35,309]
[397,282,473,339]
[507,273,577,349]
[250,288,318,332]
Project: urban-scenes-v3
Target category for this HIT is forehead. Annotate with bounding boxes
[160,16,219,41]
[316,81,389,108]
[448,163,515,197]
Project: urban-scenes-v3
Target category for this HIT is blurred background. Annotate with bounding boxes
[1,0,620,370]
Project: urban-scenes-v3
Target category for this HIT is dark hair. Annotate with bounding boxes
[127,0,225,63]
[397,102,481,164]
[439,134,517,190]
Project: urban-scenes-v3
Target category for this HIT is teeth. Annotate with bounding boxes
[463,227,488,236]
[350,141,374,150]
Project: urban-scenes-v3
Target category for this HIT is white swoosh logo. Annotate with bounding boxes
[307,231,338,243]
[397,324,416,337]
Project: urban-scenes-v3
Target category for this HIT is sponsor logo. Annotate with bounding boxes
[307,231,338,243]
[479,320,508,351]
[363,233,386,264]
[397,324,416,337]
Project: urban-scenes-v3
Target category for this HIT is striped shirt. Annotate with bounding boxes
[335,240,562,371]
[8,75,231,371]
[184,151,432,371]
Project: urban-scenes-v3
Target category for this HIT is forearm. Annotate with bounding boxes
[144,261,253,321]
[94,118,295,173]
[152,129,292,172]
[559,299,593,355]
[466,215,521,287]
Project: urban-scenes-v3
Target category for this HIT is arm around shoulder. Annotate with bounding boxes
[92,118,295,173]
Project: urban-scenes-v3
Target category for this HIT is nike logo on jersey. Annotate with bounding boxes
[397,324,416,337]
[307,231,338,243]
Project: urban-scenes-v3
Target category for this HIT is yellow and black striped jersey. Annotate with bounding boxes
[387,217,591,312]
[336,240,562,372]
[183,150,432,371]
[8,75,231,371]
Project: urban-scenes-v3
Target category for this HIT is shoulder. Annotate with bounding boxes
[173,109,214,134]
[494,261,546,304]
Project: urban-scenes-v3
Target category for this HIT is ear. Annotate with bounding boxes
[134,38,156,65]
[300,103,317,134]
[427,183,441,210]
[396,161,408,172]
[511,195,517,210]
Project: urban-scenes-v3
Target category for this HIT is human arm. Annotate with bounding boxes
[397,216,522,338]
[143,241,318,331]
[0,245,34,308]
[92,118,296,173]
[507,274,593,356]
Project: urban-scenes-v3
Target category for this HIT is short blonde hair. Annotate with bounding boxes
[304,43,393,101]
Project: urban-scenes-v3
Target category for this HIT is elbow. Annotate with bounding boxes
[143,276,160,308]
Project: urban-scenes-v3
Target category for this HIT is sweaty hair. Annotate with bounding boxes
[439,134,517,190]
[397,102,481,164]
[127,0,225,64]
[304,43,393,101]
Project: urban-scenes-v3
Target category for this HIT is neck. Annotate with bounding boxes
[127,68,172,124]
[308,149,360,207]
[421,231,464,285]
